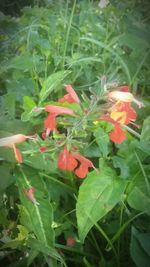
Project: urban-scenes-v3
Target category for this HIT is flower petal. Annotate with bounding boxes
[58,94,75,103]
[39,146,47,152]
[108,90,144,108]
[74,164,89,179]
[0,134,37,147]
[65,85,80,103]
[57,147,78,171]
[109,124,126,144]
[13,145,23,163]
[44,105,74,115]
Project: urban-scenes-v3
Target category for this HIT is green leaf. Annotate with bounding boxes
[24,153,57,174]
[84,142,101,158]
[0,163,16,192]
[112,156,129,178]
[21,96,36,122]
[23,96,36,111]
[39,70,71,102]
[17,168,54,247]
[76,164,127,242]
[28,238,66,265]
[130,227,150,267]
[0,93,16,119]
[2,54,41,72]
[94,127,110,157]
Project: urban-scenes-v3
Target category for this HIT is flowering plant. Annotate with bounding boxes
[0,80,148,266]
[0,2,150,266]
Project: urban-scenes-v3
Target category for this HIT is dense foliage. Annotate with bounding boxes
[0,1,150,267]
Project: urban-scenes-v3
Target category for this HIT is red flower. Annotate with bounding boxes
[34,105,74,137]
[109,123,126,144]
[73,153,97,179]
[39,146,47,152]
[34,105,74,116]
[66,237,76,247]
[0,134,37,163]
[117,86,129,92]
[110,102,137,125]
[44,113,57,137]
[41,132,46,139]
[59,85,80,104]
[24,187,39,205]
[57,147,96,178]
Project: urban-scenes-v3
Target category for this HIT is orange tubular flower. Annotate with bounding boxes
[24,187,39,205]
[58,84,80,104]
[0,134,37,163]
[34,105,74,116]
[109,123,126,144]
[110,102,137,125]
[44,113,57,137]
[34,105,74,137]
[57,146,78,171]
[57,147,96,179]
[100,114,127,144]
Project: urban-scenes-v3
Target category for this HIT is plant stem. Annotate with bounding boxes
[62,0,76,69]
[94,221,119,267]
[134,151,150,196]
[123,125,141,139]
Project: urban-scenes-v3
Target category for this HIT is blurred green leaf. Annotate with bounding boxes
[127,184,150,216]
[94,127,110,157]
[23,96,36,111]
[0,163,15,191]
[21,96,36,122]
[28,238,66,265]
[141,116,150,142]
[1,54,41,73]
[112,156,129,178]
[84,142,101,158]
[130,227,150,267]
[17,169,54,247]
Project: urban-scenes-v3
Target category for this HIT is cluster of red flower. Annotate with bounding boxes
[0,84,143,203]
[36,85,96,179]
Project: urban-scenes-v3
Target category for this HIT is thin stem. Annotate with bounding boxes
[117,203,124,260]
[90,230,104,259]
[62,0,76,69]
[134,151,150,196]
[110,211,145,245]
[123,125,141,139]
[55,244,98,259]
[131,49,150,85]
[93,220,119,267]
